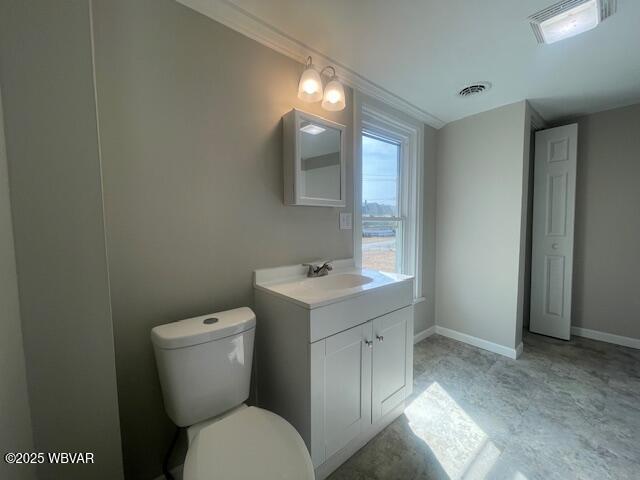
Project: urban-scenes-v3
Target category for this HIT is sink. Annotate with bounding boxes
[254,259,413,309]
[306,273,373,291]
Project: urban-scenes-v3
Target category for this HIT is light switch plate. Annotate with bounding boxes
[339,212,352,230]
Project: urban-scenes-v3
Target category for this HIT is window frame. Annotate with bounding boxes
[354,94,424,301]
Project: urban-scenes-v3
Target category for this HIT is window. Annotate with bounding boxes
[361,133,403,273]
[355,97,424,300]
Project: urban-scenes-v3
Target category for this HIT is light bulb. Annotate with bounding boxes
[302,78,320,95]
[325,90,340,103]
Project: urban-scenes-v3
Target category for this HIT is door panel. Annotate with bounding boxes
[530,124,577,340]
[315,321,372,460]
[372,306,413,421]
[546,173,568,236]
[325,338,363,435]
[545,255,565,317]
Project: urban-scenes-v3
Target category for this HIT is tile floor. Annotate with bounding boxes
[329,331,640,480]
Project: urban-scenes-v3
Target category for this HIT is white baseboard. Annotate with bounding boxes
[515,341,524,359]
[571,326,640,350]
[413,325,436,344]
[435,326,521,359]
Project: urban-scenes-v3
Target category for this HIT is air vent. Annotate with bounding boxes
[529,0,616,44]
[457,82,492,98]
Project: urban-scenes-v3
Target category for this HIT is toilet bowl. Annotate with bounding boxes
[151,307,314,480]
[184,405,313,479]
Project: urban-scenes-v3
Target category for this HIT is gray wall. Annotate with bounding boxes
[416,124,438,333]
[0,89,36,480]
[90,0,352,477]
[0,2,124,479]
[571,103,640,339]
[435,101,528,351]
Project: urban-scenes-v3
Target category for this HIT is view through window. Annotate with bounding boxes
[361,133,402,272]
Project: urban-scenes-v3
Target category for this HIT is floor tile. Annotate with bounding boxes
[328,332,640,480]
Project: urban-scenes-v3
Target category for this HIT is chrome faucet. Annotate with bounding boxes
[303,261,333,278]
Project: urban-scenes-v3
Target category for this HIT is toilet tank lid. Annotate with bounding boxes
[151,307,256,350]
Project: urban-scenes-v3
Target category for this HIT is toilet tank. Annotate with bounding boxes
[151,307,256,427]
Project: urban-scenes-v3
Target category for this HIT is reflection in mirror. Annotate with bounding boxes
[299,120,341,200]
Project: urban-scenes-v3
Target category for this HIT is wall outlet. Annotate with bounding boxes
[339,212,352,230]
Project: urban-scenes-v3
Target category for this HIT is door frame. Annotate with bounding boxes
[518,105,546,347]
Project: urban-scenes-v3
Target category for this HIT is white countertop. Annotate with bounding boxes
[254,259,413,309]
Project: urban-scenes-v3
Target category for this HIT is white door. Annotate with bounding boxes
[310,321,372,465]
[372,306,413,421]
[530,124,578,340]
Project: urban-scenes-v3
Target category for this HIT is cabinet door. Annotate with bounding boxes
[372,306,413,422]
[311,321,372,465]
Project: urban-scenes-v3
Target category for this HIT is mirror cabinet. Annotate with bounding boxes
[283,109,346,207]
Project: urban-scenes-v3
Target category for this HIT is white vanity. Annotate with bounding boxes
[254,259,414,479]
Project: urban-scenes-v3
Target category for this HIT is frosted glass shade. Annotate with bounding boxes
[297,66,323,102]
[321,78,346,111]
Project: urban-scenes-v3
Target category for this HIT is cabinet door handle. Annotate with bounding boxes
[376,335,384,342]
[365,340,373,348]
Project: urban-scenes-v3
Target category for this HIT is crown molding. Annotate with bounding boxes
[176,0,445,129]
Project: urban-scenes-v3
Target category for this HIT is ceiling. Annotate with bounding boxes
[223,0,640,126]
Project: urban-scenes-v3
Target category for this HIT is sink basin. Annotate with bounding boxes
[254,259,413,309]
[306,273,373,291]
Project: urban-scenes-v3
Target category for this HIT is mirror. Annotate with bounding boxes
[299,120,341,201]
[283,109,346,207]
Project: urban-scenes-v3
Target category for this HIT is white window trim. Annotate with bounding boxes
[354,93,424,301]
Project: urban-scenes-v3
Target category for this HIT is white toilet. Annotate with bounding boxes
[151,307,314,480]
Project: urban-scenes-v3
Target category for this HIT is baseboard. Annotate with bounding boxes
[571,326,640,350]
[435,326,521,359]
[413,325,436,344]
[515,341,524,359]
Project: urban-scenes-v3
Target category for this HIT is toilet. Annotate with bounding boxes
[151,307,314,480]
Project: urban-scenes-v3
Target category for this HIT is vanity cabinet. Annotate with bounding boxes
[310,306,413,466]
[254,268,414,480]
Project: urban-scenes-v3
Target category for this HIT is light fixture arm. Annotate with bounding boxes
[320,66,337,79]
[303,56,337,79]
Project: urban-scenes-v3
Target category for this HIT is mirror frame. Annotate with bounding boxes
[283,109,347,207]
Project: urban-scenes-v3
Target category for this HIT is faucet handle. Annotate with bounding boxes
[302,260,332,277]
[302,263,316,274]
[302,260,332,269]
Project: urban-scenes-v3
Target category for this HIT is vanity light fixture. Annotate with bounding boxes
[297,56,346,111]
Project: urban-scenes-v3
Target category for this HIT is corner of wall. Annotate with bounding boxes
[0,84,37,480]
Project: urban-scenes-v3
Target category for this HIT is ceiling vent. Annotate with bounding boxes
[457,82,492,98]
[529,0,616,44]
